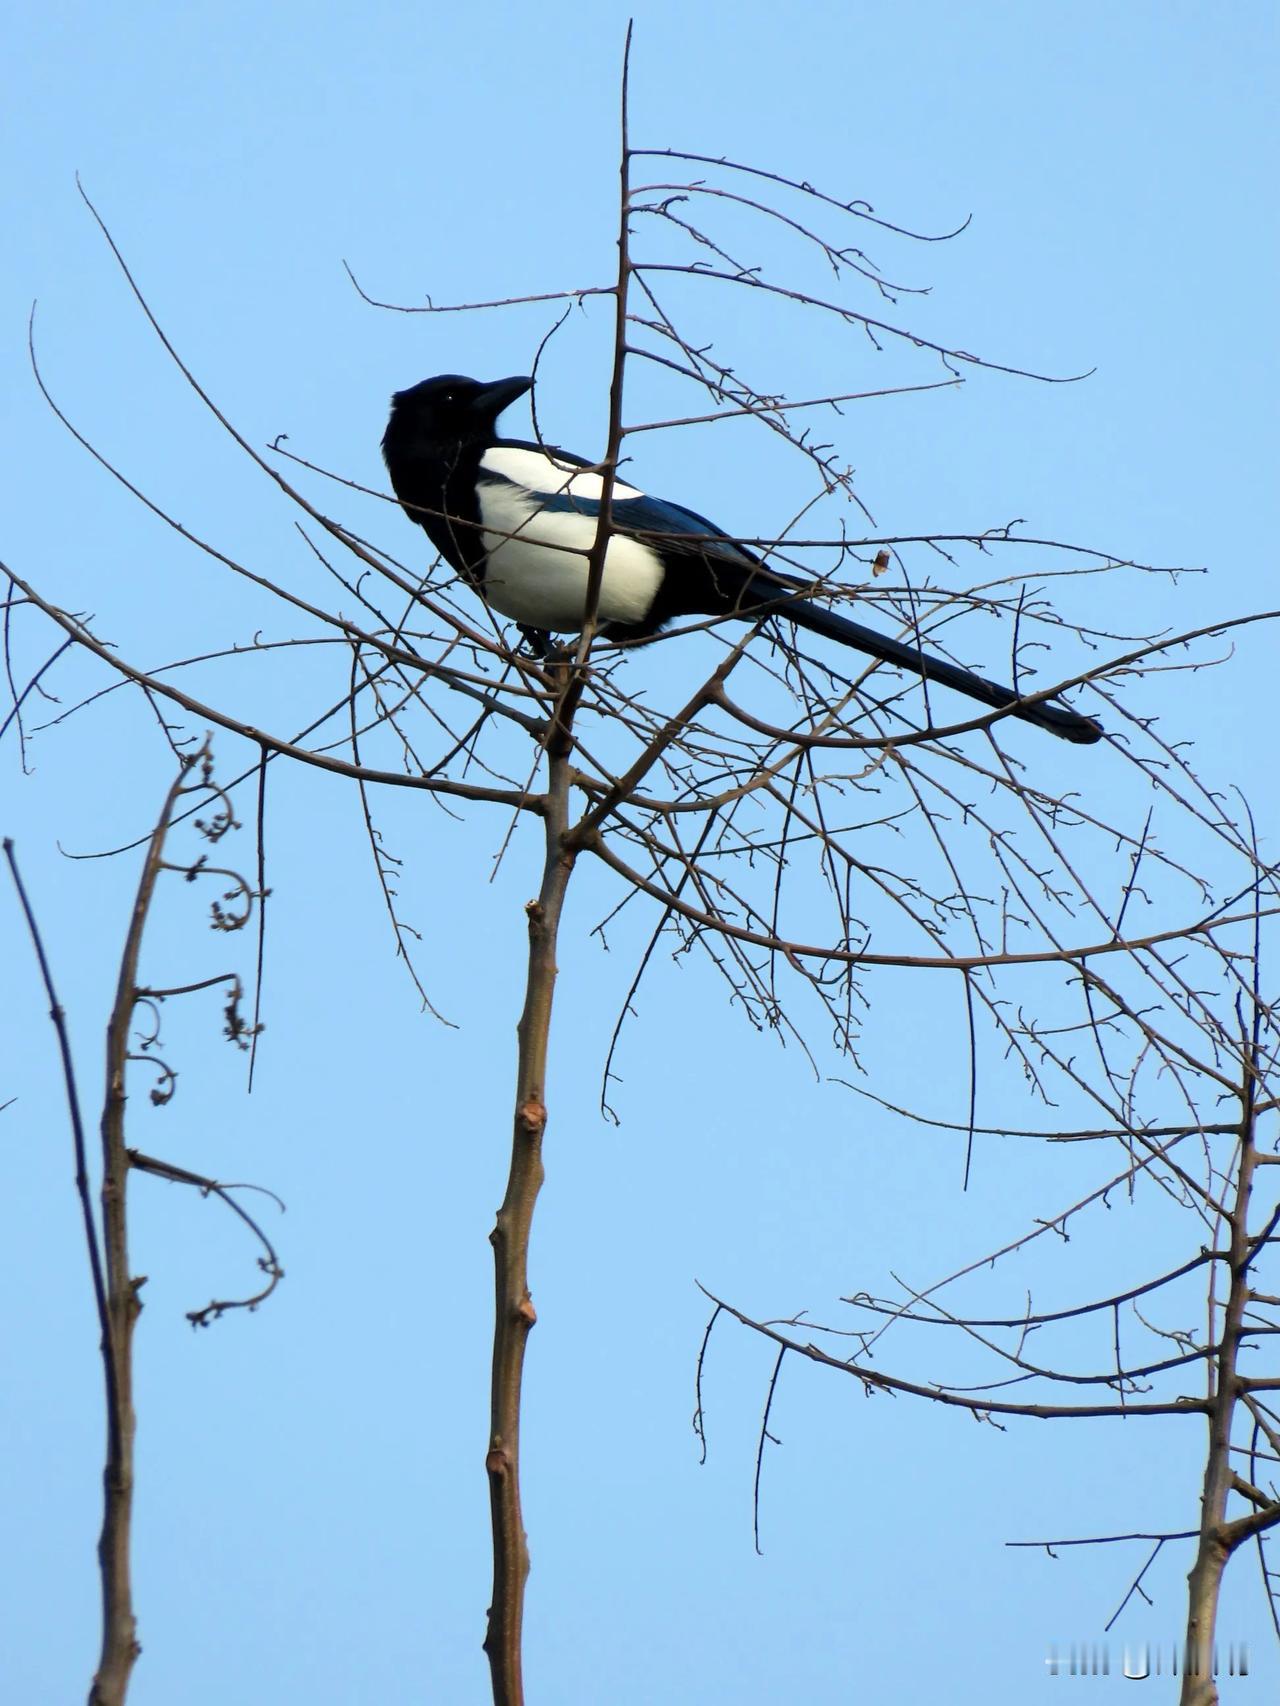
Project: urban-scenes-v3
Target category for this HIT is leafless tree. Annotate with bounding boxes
[699,867,1279,1704]
[4,31,1276,1706]
[6,746,275,1706]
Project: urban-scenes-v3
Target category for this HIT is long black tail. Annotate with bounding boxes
[762,588,1102,746]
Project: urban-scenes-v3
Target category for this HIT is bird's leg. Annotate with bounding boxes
[517,624,555,657]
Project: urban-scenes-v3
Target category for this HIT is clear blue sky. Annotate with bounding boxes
[3,3,1278,1702]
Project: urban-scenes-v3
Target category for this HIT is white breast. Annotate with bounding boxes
[475,450,662,630]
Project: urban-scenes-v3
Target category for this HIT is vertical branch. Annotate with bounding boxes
[9,756,195,1706]
[90,756,194,1706]
[4,838,111,1363]
[483,683,574,1706]
[1180,1019,1262,1705]
[569,18,633,672]
[484,33,633,1703]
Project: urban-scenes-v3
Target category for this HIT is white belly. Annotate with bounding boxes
[477,479,663,630]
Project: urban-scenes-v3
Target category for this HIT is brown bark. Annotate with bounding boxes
[88,763,191,1705]
[482,733,576,1706]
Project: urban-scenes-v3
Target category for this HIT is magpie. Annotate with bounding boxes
[381,373,1102,745]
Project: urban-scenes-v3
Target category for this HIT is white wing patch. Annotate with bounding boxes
[479,445,645,504]
[475,453,662,630]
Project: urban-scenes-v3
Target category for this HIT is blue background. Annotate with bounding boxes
[3,3,1278,1701]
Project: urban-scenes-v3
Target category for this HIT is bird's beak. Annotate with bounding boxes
[471,375,533,419]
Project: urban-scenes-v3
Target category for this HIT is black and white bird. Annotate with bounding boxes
[381,373,1102,745]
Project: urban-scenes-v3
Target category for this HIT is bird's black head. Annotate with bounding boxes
[384,373,532,460]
